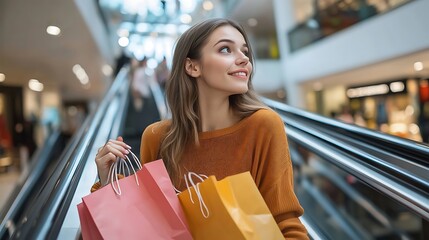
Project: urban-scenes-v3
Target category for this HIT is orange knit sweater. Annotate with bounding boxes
[140,109,308,239]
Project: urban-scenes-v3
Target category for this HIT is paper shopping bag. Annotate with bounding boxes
[78,159,192,240]
[77,202,103,240]
[178,172,283,240]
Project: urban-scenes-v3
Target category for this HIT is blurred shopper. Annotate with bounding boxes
[92,18,308,239]
[131,57,153,111]
[419,102,429,143]
[353,111,367,127]
[155,56,170,90]
[336,104,354,124]
[22,115,37,158]
[0,113,12,155]
[376,101,389,131]
[114,51,131,77]
[357,0,378,20]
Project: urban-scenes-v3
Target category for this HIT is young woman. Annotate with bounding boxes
[93,18,308,239]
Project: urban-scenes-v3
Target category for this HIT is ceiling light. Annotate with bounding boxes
[118,37,130,47]
[73,64,89,85]
[46,25,61,36]
[247,18,258,27]
[0,73,5,82]
[414,61,423,71]
[347,84,389,98]
[203,1,214,11]
[28,79,44,92]
[102,64,113,76]
[390,81,405,92]
[180,14,192,24]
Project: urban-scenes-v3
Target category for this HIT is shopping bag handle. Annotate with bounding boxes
[184,172,210,218]
[107,150,142,195]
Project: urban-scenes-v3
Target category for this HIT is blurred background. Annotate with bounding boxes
[0,0,428,239]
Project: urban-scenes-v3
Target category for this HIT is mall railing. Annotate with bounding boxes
[287,0,415,52]
[263,97,429,240]
[0,130,62,237]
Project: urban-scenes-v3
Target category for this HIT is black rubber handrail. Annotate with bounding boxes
[283,113,429,193]
[262,98,429,221]
[286,123,429,220]
[264,97,429,165]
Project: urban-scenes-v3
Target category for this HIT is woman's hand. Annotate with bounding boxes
[95,136,131,187]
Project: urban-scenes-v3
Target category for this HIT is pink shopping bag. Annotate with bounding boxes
[77,202,103,240]
[78,159,192,240]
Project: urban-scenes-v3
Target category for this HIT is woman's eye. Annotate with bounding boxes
[220,47,230,53]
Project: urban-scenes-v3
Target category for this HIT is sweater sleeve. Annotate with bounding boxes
[140,121,167,163]
[254,110,309,239]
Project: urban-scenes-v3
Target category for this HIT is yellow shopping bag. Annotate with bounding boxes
[178,172,284,240]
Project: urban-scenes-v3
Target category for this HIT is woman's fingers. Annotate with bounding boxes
[96,152,117,166]
[95,137,133,187]
[98,140,131,157]
[106,138,131,150]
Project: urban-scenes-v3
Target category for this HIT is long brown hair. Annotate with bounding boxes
[161,18,267,183]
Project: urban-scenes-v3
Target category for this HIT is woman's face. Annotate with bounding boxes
[193,25,252,97]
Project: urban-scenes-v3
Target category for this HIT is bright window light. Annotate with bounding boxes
[203,1,214,11]
[118,37,130,47]
[180,0,196,13]
[180,14,192,24]
[147,58,158,69]
[0,73,5,82]
[117,28,129,37]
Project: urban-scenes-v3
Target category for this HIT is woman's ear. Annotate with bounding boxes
[185,58,201,78]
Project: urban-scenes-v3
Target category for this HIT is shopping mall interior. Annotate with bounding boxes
[0,0,428,239]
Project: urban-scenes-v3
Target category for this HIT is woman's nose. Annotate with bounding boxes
[236,53,249,65]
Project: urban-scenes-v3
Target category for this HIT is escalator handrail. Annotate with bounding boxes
[37,67,131,239]
[284,123,429,221]
[283,114,429,191]
[9,67,130,239]
[50,76,130,239]
[0,131,61,236]
[262,97,429,159]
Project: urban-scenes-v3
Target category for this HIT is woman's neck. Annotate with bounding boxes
[198,97,240,132]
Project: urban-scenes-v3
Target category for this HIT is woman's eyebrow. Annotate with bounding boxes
[213,39,247,48]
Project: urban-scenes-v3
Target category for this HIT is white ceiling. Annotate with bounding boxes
[301,48,429,90]
[0,0,110,101]
[1,0,427,104]
[0,0,277,102]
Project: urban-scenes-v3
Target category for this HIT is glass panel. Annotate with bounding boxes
[288,0,414,52]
